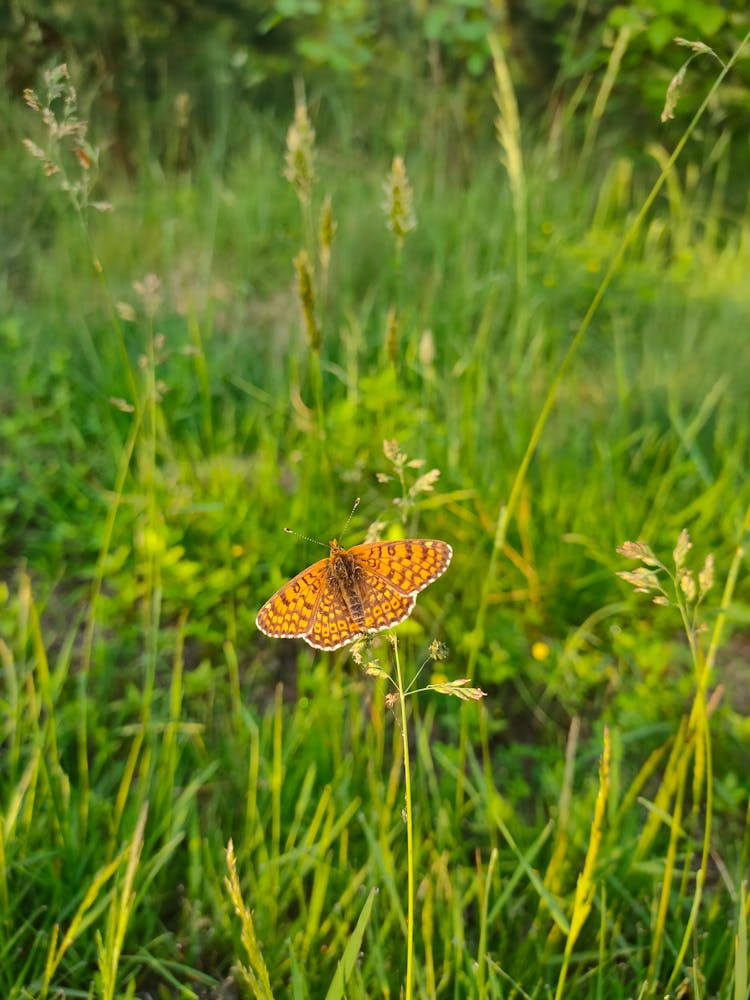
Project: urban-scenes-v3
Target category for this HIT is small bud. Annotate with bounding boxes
[678,567,696,603]
[116,302,137,322]
[365,663,389,681]
[661,64,686,122]
[428,639,449,662]
[23,88,41,112]
[673,529,691,569]
[616,568,661,593]
[616,541,659,565]
[698,554,714,597]
[109,396,135,413]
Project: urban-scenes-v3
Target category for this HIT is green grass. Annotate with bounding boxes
[2,35,750,999]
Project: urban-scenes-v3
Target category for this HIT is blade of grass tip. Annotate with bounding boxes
[358,802,406,933]
[555,727,610,1000]
[318,860,370,948]
[186,304,214,449]
[0,637,19,774]
[3,744,42,851]
[0,819,6,916]
[634,717,689,862]
[26,581,64,783]
[476,847,499,997]
[421,866,436,998]
[392,637,416,1000]
[287,938,306,1000]
[244,715,262,853]
[596,881,607,1000]
[271,683,284,932]
[78,406,142,840]
[285,764,320,853]
[301,819,334,959]
[158,610,187,829]
[495,815,569,935]
[545,716,580,898]
[465,30,750,686]
[581,23,632,165]
[489,818,555,923]
[735,881,747,1000]
[225,639,242,733]
[303,854,333,957]
[108,730,145,858]
[41,847,126,995]
[98,802,149,1000]
[225,839,275,1000]
[649,746,689,990]
[324,887,378,1000]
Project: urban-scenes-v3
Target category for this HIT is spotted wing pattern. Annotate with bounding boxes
[306,568,417,650]
[255,556,330,641]
[256,538,452,651]
[347,539,452,596]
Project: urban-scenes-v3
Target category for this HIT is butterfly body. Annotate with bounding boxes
[256,537,452,651]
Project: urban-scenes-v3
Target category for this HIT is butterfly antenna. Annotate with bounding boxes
[283,498,361,548]
[341,497,361,542]
[283,527,328,549]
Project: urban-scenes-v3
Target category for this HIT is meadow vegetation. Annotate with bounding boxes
[1,8,750,998]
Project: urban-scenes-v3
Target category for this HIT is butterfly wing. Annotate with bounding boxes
[256,538,452,651]
[305,568,417,650]
[255,556,330,640]
[303,539,452,650]
[347,539,453,595]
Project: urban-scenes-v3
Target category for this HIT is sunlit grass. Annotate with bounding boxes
[1,32,750,997]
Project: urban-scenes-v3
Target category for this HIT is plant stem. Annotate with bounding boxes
[393,639,414,1000]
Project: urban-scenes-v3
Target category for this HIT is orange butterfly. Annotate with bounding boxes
[256,537,452,651]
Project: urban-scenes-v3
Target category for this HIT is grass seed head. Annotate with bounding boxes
[284,102,317,205]
[382,155,416,247]
[293,249,320,351]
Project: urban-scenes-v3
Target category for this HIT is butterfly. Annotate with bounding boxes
[256,537,452,651]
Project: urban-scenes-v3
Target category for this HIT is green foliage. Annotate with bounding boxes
[5,0,750,159]
[1,20,750,999]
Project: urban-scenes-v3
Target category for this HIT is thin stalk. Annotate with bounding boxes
[393,639,415,1000]
[78,408,142,840]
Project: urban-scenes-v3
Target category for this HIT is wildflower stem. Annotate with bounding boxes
[393,638,415,1000]
[666,503,750,992]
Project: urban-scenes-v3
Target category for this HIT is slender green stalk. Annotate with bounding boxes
[476,847,498,996]
[78,408,142,840]
[489,34,528,360]
[664,503,750,992]
[270,683,284,934]
[555,727,610,1000]
[392,639,415,1000]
